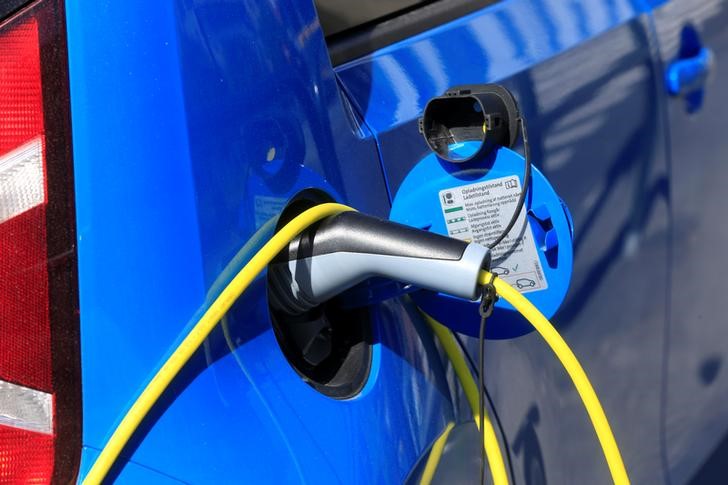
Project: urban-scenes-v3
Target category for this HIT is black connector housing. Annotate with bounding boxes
[419,84,520,163]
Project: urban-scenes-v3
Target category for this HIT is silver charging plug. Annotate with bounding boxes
[268,211,490,314]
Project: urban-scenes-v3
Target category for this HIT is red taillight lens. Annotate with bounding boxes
[0,1,80,482]
[0,13,51,393]
[0,14,44,154]
[0,427,54,483]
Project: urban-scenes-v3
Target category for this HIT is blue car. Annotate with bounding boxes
[1,0,727,483]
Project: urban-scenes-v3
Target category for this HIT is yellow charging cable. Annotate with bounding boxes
[480,271,630,485]
[83,201,628,485]
[83,203,354,484]
[419,421,455,485]
[421,312,510,485]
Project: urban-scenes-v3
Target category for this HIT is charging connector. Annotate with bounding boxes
[268,211,491,315]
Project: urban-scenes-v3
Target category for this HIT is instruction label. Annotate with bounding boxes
[438,176,548,294]
[254,195,286,228]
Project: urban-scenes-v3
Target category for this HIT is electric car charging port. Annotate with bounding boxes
[267,190,373,399]
[419,84,520,163]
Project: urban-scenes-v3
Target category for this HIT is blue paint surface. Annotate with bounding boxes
[61,0,728,482]
[65,0,450,482]
[652,1,728,482]
[336,0,674,482]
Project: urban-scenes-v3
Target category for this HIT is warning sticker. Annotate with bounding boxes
[439,176,548,294]
[254,195,286,228]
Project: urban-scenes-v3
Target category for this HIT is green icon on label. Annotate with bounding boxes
[444,206,463,214]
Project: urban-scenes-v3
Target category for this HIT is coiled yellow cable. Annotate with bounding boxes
[421,312,510,485]
[480,270,630,485]
[83,203,354,484]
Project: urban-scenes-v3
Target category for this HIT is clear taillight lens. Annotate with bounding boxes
[0,1,80,482]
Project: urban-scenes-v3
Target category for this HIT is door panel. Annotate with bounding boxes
[66,0,455,482]
[652,1,728,483]
[337,0,671,482]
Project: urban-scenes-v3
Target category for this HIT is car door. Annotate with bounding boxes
[333,0,671,483]
[651,1,728,483]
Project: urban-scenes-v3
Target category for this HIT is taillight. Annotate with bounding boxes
[0,1,81,482]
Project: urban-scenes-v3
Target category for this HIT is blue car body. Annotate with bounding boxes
[52,0,728,482]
